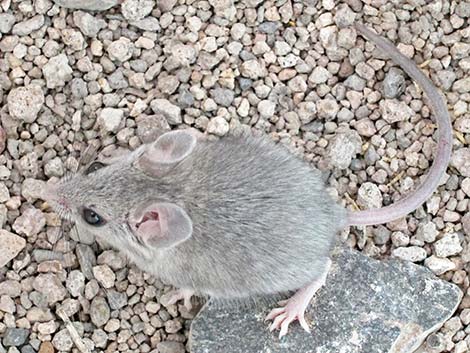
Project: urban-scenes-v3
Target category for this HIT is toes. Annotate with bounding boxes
[279,317,292,338]
[265,307,285,321]
[183,297,193,311]
[298,314,310,333]
[269,313,286,332]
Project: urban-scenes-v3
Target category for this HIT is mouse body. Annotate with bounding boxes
[43,24,453,338]
[47,132,345,299]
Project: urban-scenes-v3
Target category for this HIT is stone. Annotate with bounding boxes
[453,77,470,93]
[0,13,16,33]
[66,270,85,297]
[434,233,462,258]
[21,178,46,202]
[416,222,438,243]
[450,148,470,177]
[90,297,111,327]
[240,60,263,79]
[61,29,85,51]
[3,328,29,347]
[436,70,456,90]
[12,15,44,36]
[42,54,73,89]
[33,274,67,304]
[424,256,456,275]
[0,230,26,267]
[150,99,182,125]
[121,0,154,21]
[107,290,127,310]
[98,108,123,133]
[52,0,118,11]
[333,4,355,28]
[383,68,405,99]
[455,117,470,133]
[259,21,281,34]
[357,182,382,209]
[208,0,236,20]
[73,11,106,37]
[0,295,15,313]
[136,114,170,143]
[97,250,126,270]
[456,1,470,17]
[317,99,339,119]
[0,280,21,297]
[257,100,276,117]
[231,23,246,40]
[207,117,229,136]
[190,248,462,353]
[327,129,362,169]
[93,265,115,289]
[7,85,44,123]
[44,157,64,178]
[392,246,427,262]
[380,99,414,124]
[37,321,57,335]
[52,329,73,351]
[158,0,177,11]
[130,17,161,31]
[156,342,185,353]
[12,207,45,237]
[211,88,234,107]
[308,67,331,85]
[0,127,5,154]
[107,37,133,62]
[0,183,8,202]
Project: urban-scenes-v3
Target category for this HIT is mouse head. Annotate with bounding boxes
[42,130,197,258]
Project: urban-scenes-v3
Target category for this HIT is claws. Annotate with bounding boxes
[266,303,311,339]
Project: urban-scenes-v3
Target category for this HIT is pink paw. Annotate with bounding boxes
[265,300,310,339]
[161,288,194,311]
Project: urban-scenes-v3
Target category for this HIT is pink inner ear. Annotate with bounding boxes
[136,210,167,242]
[141,211,159,224]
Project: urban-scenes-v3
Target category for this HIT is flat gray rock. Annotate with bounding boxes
[190,248,462,353]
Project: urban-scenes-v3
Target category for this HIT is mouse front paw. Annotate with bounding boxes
[160,288,195,311]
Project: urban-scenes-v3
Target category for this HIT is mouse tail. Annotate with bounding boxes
[346,24,453,227]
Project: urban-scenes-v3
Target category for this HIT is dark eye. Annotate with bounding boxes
[85,162,106,175]
[82,208,106,226]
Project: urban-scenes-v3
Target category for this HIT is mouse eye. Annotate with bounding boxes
[85,162,106,175]
[82,208,106,226]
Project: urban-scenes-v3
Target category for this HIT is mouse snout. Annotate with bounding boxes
[41,183,70,210]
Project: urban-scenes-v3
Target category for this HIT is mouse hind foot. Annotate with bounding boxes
[265,258,331,339]
[160,288,195,311]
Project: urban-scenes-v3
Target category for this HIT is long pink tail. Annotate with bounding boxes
[347,24,453,226]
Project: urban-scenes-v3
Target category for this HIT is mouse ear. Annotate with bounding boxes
[130,202,192,249]
[137,130,197,175]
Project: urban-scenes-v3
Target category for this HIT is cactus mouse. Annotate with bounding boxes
[42,24,452,338]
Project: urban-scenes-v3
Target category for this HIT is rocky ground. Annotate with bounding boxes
[0,0,469,353]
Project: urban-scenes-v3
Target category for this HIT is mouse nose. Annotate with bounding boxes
[41,183,70,210]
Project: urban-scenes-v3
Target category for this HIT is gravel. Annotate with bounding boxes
[0,230,26,267]
[7,85,45,123]
[0,1,469,352]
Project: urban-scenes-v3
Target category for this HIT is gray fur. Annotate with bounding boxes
[50,133,345,300]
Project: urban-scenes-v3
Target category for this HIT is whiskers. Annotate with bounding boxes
[50,201,74,223]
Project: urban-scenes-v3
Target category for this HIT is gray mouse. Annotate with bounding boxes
[42,24,452,338]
